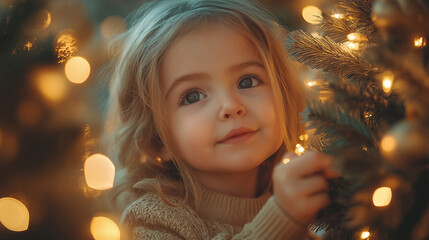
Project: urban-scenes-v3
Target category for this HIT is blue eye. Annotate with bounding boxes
[238,75,261,89]
[181,90,206,105]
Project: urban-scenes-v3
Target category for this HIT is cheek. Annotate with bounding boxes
[168,110,214,156]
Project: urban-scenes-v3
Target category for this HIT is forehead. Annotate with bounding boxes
[159,22,263,91]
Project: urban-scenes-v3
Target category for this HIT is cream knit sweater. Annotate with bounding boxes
[121,184,320,240]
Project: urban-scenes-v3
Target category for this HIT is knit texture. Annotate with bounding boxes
[121,184,321,239]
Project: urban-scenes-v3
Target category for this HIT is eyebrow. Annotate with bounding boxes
[165,60,265,99]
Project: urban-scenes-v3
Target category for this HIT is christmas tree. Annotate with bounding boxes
[287,0,429,239]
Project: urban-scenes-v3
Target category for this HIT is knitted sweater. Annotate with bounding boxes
[121,185,320,240]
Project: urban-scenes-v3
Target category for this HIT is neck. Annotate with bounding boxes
[193,166,260,198]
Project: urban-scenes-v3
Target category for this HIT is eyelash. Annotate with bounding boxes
[178,74,263,105]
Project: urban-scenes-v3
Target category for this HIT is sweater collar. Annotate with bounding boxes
[196,185,271,227]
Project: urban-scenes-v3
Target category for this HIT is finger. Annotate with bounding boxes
[285,151,333,178]
[306,192,331,215]
[295,174,330,196]
[323,166,342,179]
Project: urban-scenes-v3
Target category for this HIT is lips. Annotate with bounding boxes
[218,127,257,144]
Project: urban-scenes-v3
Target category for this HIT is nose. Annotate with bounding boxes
[219,94,246,120]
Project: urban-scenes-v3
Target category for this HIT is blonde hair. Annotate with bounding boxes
[105,0,305,211]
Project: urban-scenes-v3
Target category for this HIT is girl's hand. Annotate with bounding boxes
[272,151,340,227]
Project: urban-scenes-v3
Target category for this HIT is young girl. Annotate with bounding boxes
[106,0,337,239]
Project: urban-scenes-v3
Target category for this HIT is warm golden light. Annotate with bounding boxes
[90,216,120,240]
[100,16,127,40]
[381,135,396,152]
[302,6,322,24]
[34,10,51,30]
[24,41,33,51]
[347,33,368,42]
[332,13,345,19]
[299,134,309,141]
[0,197,30,232]
[307,81,316,87]
[282,158,290,164]
[414,36,426,48]
[361,230,370,239]
[65,56,91,84]
[382,71,394,93]
[84,154,115,190]
[346,41,360,50]
[295,143,305,156]
[34,69,68,102]
[373,186,392,207]
[55,30,79,63]
[156,157,162,163]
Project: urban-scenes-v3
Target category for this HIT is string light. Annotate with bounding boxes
[346,41,360,50]
[381,71,394,93]
[0,197,30,232]
[364,111,373,119]
[295,143,305,156]
[361,229,371,239]
[331,13,345,19]
[65,56,91,84]
[90,216,120,240]
[302,6,322,24]
[381,135,396,152]
[347,33,368,42]
[84,154,115,190]
[299,134,309,141]
[156,157,162,163]
[282,158,290,164]
[414,36,427,48]
[373,186,392,207]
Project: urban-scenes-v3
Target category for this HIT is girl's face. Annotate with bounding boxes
[160,23,282,175]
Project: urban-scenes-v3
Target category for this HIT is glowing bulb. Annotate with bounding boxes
[307,81,316,87]
[65,56,91,84]
[381,135,396,152]
[299,134,309,141]
[373,186,392,207]
[347,33,368,42]
[382,71,394,93]
[90,216,120,240]
[361,230,370,239]
[414,36,426,48]
[332,13,345,19]
[346,41,360,50]
[156,157,162,163]
[295,143,305,156]
[0,197,30,232]
[84,154,115,190]
[282,158,290,164]
[302,6,322,24]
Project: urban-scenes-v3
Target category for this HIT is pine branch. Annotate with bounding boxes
[336,0,376,37]
[287,30,376,80]
[302,100,375,154]
[318,12,354,43]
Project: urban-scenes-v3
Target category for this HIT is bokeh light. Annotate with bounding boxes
[33,9,51,31]
[382,71,394,93]
[55,30,79,63]
[84,154,115,190]
[414,36,426,48]
[100,16,127,40]
[381,135,396,152]
[65,56,91,84]
[90,216,120,240]
[302,6,322,24]
[34,68,68,102]
[0,197,30,232]
[373,186,392,207]
[361,230,370,239]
